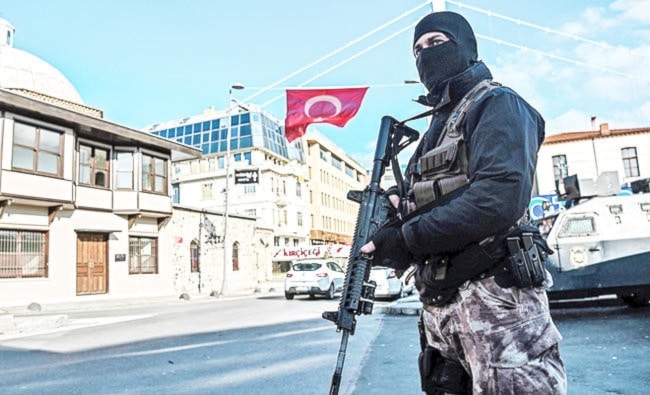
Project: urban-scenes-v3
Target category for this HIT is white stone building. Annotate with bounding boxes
[528,122,650,220]
[0,18,208,305]
[0,18,275,306]
[536,123,650,195]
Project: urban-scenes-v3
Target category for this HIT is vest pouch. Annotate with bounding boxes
[436,175,469,197]
[412,176,469,208]
[412,139,469,208]
[419,139,467,179]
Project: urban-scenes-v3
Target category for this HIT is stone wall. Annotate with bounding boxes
[167,206,273,295]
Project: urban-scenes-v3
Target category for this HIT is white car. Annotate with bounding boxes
[284,260,345,300]
[370,266,415,300]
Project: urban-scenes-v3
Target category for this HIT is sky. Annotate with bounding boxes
[2,0,650,168]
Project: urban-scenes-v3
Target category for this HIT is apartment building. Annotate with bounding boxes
[303,129,367,246]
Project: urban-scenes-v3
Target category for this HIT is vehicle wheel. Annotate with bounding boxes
[326,283,335,300]
[619,292,650,308]
[309,294,316,299]
[284,292,294,300]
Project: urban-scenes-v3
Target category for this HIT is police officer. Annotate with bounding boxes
[360,11,567,394]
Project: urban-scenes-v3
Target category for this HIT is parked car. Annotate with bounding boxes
[284,260,345,300]
[370,266,415,300]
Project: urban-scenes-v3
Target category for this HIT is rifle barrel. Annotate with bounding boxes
[329,331,350,395]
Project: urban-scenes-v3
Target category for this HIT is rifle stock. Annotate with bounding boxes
[323,116,419,395]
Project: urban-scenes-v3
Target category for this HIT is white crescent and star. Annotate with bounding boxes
[304,95,342,121]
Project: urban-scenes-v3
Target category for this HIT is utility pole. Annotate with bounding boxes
[431,0,446,12]
[198,213,203,294]
[220,83,244,296]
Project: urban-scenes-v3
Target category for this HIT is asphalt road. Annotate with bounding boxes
[1,294,648,394]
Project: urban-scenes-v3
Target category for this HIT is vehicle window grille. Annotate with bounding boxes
[559,216,596,237]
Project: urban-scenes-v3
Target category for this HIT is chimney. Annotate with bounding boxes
[590,116,597,131]
[599,123,610,136]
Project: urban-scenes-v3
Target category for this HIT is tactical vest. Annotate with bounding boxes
[409,79,500,208]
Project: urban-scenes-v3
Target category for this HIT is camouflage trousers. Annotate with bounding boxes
[421,276,567,394]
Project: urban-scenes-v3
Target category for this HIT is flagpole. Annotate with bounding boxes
[220,83,245,296]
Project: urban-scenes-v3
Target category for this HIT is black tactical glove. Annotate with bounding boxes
[369,223,412,271]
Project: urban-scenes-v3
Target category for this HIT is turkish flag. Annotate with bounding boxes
[284,87,368,142]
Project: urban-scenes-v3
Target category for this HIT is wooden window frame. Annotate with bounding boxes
[621,147,640,178]
[190,240,199,273]
[232,241,240,271]
[141,153,168,194]
[11,121,63,177]
[79,144,110,188]
[115,151,135,190]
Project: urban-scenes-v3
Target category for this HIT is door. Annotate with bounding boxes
[554,213,603,272]
[77,233,109,295]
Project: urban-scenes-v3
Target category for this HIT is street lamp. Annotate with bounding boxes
[220,83,245,296]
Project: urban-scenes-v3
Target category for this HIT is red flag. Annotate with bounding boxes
[284,87,368,142]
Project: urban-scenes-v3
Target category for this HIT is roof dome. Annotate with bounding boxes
[0,18,83,104]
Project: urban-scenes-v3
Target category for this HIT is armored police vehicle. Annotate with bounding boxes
[534,173,650,307]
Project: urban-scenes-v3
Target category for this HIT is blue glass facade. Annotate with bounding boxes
[150,109,303,162]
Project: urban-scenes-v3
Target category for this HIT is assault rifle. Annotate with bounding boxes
[322,116,419,395]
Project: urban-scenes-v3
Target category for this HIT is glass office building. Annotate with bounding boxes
[145,103,311,248]
[146,104,304,163]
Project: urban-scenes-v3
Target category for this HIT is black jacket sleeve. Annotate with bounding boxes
[401,88,544,257]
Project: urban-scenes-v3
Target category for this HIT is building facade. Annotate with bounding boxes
[303,130,367,245]
[0,87,206,304]
[536,123,650,195]
[148,107,369,272]
[527,122,650,221]
[168,207,273,296]
[147,103,311,250]
[0,18,275,305]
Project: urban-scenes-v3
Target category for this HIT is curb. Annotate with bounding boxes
[380,303,423,316]
[0,313,69,338]
[380,294,423,316]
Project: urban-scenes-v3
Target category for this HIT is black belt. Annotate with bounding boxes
[478,261,516,288]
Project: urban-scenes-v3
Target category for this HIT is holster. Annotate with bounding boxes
[418,317,471,395]
[416,240,502,307]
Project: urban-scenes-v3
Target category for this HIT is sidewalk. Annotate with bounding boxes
[0,278,285,338]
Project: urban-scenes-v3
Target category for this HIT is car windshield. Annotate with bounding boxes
[292,263,322,271]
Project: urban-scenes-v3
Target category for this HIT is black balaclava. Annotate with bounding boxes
[413,11,478,94]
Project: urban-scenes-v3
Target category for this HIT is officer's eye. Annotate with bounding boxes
[427,37,446,47]
[414,37,447,57]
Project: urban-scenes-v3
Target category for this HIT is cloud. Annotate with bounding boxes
[561,6,617,35]
[489,1,650,134]
[546,109,597,135]
[610,0,650,23]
